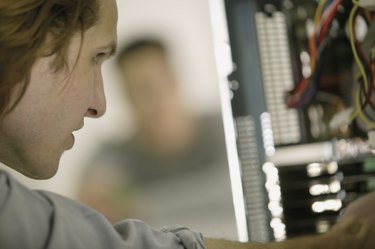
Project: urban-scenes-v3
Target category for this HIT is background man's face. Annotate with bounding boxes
[0,0,118,179]
[119,48,189,140]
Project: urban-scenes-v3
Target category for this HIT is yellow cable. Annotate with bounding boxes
[355,83,375,129]
[314,0,327,27]
[349,4,375,129]
[349,109,358,123]
[349,5,369,93]
[310,0,327,70]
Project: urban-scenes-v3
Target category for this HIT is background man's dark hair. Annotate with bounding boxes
[116,38,167,66]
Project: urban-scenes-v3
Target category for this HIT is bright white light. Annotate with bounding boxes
[309,180,341,196]
[309,184,330,196]
[300,51,311,78]
[316,220,331,233]
[312,199,342,213]
[268,201,284,216]
[261,112,275,157]
[300,51,310,63]
[268,187,282,201]
[327,162,338,174]
[265,180,280,190]
[329,181,341,193]
[355,15,368,42]
[263,161,286,240]
[263,162,278,177]
[270,218,286,241]
[305,19,314,38]
[307,163,323,177]
[270,218,283,228]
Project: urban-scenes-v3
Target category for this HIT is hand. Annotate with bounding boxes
[204,192,375,249]
[329,191,375,249]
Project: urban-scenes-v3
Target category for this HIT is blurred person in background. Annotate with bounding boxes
[78,39,236,238]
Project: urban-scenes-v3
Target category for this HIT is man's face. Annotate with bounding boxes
[119,48,187,137]
[0,0,118,179]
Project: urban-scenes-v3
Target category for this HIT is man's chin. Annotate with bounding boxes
[13,157,60,180]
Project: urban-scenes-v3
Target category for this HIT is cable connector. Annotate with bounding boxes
[329,107,354,131]
[358,0,375,10]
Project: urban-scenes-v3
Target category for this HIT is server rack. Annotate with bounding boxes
[220,0,375,242]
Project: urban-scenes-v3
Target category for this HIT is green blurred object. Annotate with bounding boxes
[363,159,375,190]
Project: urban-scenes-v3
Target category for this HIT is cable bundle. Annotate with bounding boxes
[287,0,375,131]
[287,0,346,108]
[348,2,375,129]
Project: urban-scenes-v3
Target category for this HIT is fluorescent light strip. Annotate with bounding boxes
[208,0,248,242]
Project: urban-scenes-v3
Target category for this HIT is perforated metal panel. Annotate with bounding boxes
[255,12,301,145]
[236,116,272,241]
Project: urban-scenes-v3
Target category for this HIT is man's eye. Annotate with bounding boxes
[93,53,107,64]
[97,52,107,58]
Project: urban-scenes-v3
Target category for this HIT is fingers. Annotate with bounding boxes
[331,191,375,249]
[340,191,375,220]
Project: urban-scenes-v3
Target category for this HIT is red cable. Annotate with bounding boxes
[319,0,342,43]
[287,78,310,108]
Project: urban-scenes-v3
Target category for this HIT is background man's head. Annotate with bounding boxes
[116,39,178,115]
[115,39,196,153]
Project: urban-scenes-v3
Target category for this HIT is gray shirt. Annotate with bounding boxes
[0,170,206,249]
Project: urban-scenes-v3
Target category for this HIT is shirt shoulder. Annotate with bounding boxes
[0,170,206,249]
